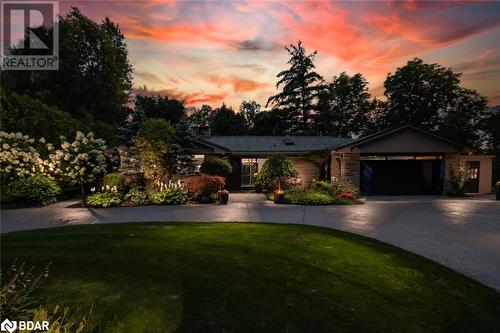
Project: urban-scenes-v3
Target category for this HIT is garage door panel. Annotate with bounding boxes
[361,160,443,195]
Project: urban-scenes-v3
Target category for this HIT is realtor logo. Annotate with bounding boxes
[0,319,17,333]
[0,318,49,332]
[1,0,59,70]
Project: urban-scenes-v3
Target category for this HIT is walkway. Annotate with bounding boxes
[2,193,500,291]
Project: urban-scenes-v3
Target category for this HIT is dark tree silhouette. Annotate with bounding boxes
[378,58,489,147]
[267,41,323,133]
[316,72,372,137]
[210,104,248,135]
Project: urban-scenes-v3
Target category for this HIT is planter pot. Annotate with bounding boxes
[255,184,262,193]
[274,193,285,204]
[496,184,500,200]
[218,193,229,204]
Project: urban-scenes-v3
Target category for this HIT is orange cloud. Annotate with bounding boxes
[132,86,228,107]
[205,75,269,93]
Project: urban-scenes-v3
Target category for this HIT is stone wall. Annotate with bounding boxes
[330,152,361,190]
[290,157,319,188]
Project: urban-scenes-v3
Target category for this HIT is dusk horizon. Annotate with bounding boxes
[61,0,500,108]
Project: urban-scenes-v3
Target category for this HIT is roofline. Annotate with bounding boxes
[334,125,476,152]
[192,137,231,153]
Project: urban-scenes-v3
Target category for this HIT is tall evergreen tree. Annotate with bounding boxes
[267,41,323,133]
[174,116,196,175]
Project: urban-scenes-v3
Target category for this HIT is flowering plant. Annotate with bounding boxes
[217,189,229,195]
[48,131,108,204]
[339,192,354,199]
[0,132,44,184]
[273,189,285,196]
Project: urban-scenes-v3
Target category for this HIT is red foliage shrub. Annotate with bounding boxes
[184,175,225,202]
[339,192,354,200]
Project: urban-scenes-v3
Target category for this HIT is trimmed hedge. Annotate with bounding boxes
[200,157,233,178]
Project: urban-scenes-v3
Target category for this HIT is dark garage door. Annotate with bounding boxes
[360,159,444,195]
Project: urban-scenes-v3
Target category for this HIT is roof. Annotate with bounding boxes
[334,125,475,152]
[194,136,353,155]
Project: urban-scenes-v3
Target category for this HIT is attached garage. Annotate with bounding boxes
[331,125,494,195]
[360,156,444,195]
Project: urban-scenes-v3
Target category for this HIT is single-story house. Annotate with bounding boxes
[192,125,494,195]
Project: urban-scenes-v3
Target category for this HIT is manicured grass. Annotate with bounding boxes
[2,223,500,333]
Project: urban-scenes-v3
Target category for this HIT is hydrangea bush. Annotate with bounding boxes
[0,132,44,184]
[48,131,108,203]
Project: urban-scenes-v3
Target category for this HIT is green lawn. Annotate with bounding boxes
[2,223,500,333]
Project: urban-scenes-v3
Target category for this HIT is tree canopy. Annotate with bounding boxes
[209,104,247,135]
[378,58,489,147]
[1,7,133,145]
[316,72,372,137]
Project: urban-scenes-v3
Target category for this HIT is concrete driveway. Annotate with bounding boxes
[1,194,500,291]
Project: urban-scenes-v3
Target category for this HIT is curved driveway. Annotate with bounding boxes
[2,194,500,291]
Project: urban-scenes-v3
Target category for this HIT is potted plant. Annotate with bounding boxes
[273,189,285,204]
[217,189,229,204]
[496,181,500,200]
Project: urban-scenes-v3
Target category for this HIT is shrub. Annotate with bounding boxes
[282,189,334,205]
[133,119,176,186]
[200,157,233,178]
[151,187,188,205]
[446,166,470,196]
[103,172,126,193]
[184,175,225,203]
[259,155,298,191]
[123,187,151,205]
[302,191,334,205]
[311,181,334,194]
[87,192,122,207]
[9,174,61,206]
[0,131,44,185]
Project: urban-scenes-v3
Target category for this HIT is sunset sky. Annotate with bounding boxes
[62,0,500,108]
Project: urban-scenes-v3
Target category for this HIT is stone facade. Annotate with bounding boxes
[330,152,360,189]
[290,157,319,188]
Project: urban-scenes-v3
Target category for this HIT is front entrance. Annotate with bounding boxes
[241,158,258,187]
[465,161,480,193]
[360,156,444,195]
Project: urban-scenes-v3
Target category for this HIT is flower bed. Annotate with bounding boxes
[268,181,361,205]
[87,175,228,207]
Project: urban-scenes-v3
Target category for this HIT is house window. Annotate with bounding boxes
[467,161,479,179]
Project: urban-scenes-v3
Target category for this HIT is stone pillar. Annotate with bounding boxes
[344,153,361,189]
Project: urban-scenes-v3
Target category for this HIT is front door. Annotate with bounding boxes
[241,158,258,187]
[465,161,480,193]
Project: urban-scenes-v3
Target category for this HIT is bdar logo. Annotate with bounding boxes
[0,319,17,333]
